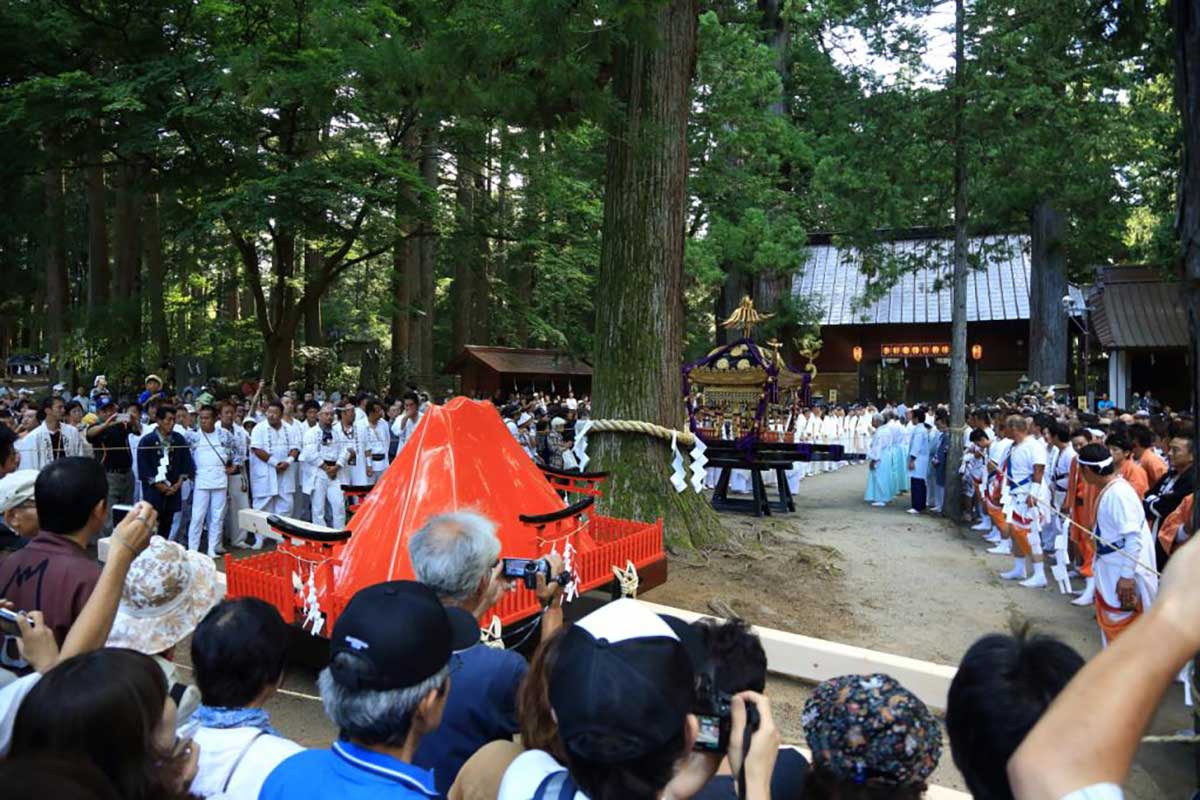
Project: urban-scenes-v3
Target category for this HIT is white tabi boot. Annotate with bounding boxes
[999,557,1027,581]
[1020,560,1047,588]
[1071,577,1096,606]
[987,537,1012,555]
[984,527,1002,544]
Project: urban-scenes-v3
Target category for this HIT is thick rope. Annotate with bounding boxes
[587,419,696,447]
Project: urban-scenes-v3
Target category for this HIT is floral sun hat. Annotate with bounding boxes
[107,536,221,655]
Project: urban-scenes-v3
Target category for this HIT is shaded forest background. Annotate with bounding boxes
[0,0,1181,393]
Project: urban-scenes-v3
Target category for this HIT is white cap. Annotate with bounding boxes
[517,412,533,427]
[0,470,37,513]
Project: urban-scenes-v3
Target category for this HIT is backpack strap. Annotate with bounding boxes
[532,769,578,800]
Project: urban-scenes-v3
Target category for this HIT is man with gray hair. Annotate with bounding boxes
[409,511,566,795]
[260,580,478,800]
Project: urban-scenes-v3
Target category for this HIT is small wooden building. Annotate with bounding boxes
[1088,267,1189,410]
[792,232,1081,404]
[445,346,592,399]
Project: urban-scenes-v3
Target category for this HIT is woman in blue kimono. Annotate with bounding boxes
[865,412,894,506]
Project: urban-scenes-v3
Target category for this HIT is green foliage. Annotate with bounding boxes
[0,0,1179,390]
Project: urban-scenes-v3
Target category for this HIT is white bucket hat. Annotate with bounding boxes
[106,536,221,655]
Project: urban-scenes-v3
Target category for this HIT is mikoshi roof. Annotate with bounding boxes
[685,338,808,390]
[331,397,568,594]
[793,233,1087,326]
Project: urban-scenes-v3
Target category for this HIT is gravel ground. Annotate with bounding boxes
[189,463,1195,797]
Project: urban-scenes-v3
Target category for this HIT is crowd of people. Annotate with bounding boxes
[859,393,1195,652]
[1,457,1199,800]
[0,374,591,558]
[0,373,1197,800]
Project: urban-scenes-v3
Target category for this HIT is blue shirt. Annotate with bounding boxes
[907,423,930,477]
[413,644,528,796]
[260,740,438,800]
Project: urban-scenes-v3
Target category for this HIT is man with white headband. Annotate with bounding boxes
[1076,442,1158,645]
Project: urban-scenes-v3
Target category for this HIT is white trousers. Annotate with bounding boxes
[188,487,227,554]
[225,472,250,546]
[253,492,293,517]
[311,470,346,529]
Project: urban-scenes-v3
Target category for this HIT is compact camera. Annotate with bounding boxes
[501,557,570,590]
[692,671,733,752]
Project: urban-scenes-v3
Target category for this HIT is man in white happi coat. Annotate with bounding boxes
[391,392,423,457]
[20,396,84,471]
[219,402,252,548]
[1045,421,1076,557]
[301,403,347,529]
[364,400,391,484]
[334,404,370,486]
[169,405,197,543]
[1076,442,1158,646]
[279,397,306,512]
[187,405,233,557]
[249,400,299,521]
[293,400,320,522]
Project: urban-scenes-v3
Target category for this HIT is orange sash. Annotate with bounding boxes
[1095,589,1141,643]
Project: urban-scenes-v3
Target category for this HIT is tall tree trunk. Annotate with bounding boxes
[418,130,439,378]
[113,161,143,371]
[1028,198,1068,385]
[44,147,68,383]
[390,230,416,391]
[1170,0,1200,740]
[451,134,479,353]
[944,0,969,522]
[222,258,240,321]
[85,153,109,310]
[304,247,325,345]
[143,189,170,367]
[591,0,722,548]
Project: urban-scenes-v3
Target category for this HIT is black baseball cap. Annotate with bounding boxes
[548,599,700,763]
[328,580,479,691]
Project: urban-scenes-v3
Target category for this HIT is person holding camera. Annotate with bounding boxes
[408,512,565,796]
[86,396,140,534]
[497,598,781,800]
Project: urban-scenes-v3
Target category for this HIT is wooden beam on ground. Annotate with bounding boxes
[634,600,957,712]
[237,508,285,543]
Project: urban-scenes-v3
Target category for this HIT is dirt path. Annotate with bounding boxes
[640,465,1193,798]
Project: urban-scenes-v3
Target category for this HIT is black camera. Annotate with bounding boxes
[692,670,733,752]
[501,557,570,590]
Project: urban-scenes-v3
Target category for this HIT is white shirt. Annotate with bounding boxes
[1008,437,1048,484]
[249,422,292,499]
[1061,784,1123,800]
[300,424,342,494]
[21,422,84,471]
[191,428,233,491]
[191,727,303,800]
[1096,479,1151,580]
[499,749,587,800]
[0,672,40,756]
[1049,443,1076,501]
[392,414,422,454]
[334,421,368,485]
[365,417,391,472]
